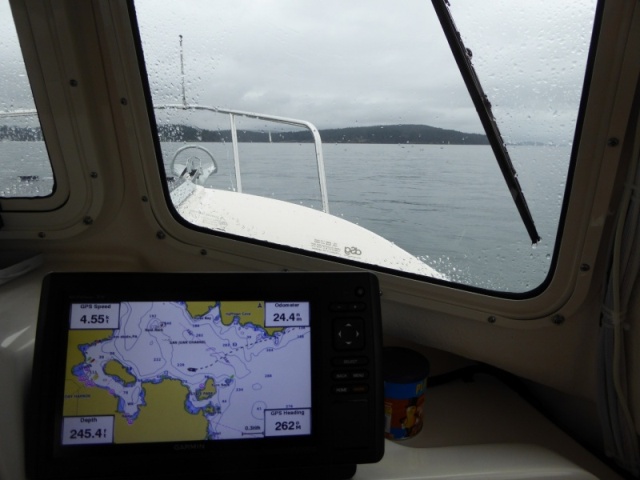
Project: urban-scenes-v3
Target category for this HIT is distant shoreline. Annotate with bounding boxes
[0,123,490,145]
[156,123,489,145]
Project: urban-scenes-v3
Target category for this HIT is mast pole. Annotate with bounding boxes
[179,34,187,107]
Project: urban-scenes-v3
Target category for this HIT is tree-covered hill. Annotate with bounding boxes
[0,125,43,141]
[1,123,488,145]
[155,123,488,145]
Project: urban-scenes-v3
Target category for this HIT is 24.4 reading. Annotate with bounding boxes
[272,313,300,322]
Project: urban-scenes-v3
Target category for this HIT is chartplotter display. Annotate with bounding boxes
[63,300,311,444]
[29,272,384,480]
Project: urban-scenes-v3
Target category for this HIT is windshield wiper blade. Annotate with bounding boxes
[431,0,541,244]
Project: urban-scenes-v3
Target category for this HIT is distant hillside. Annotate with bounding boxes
[317,125,487,145]
[157,123,488,145]
[0,125,43,141]
[0,123,488,145]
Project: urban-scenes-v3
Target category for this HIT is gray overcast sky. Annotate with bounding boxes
[138,1,475,129]
[135,0,597,144]
[1,0,38,114]
[1,0,597,144]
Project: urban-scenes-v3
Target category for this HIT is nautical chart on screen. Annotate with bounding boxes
[62,300,311,445]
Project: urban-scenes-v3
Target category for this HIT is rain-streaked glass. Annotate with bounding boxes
[0,0,54,198]
[135,0,597,293]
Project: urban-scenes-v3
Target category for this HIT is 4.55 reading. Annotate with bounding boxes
[79,314,110,325]
[69,303,120,330]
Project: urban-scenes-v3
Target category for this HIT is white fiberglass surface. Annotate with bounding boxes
[0,0,54,198]
[134,0,597,293]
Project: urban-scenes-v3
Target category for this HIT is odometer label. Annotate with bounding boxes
[62,416,114,445]
[69,303,120,330]
[265,302,310,327]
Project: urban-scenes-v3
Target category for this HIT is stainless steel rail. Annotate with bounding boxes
[156,105,330,214]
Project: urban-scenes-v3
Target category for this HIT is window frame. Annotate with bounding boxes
[0,0,110,239]
[2,0,68,211]
[94,0,640,322]
[128,0,608,301]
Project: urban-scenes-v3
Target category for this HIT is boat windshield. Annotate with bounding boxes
[0,0,54,198]
[133,0,597,294]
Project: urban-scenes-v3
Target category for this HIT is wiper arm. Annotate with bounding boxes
[431,0,541,244]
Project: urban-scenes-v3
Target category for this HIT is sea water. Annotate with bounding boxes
[162,142,569,292]
[0,141,571,292]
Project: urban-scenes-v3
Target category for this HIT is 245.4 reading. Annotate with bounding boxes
[69,428,108,440]
[62,416,114,445]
